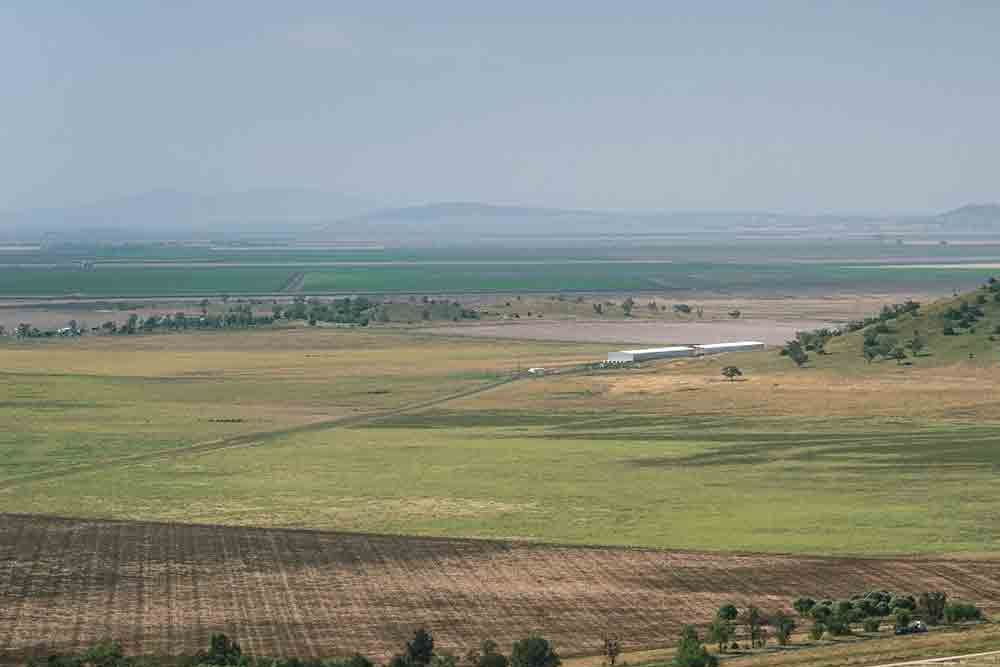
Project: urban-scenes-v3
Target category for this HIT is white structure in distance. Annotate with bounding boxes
[607,341,765,363]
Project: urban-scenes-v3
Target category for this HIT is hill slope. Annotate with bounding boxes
[823,277,1000,366]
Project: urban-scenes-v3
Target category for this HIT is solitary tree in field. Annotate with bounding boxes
[721,366,742,382]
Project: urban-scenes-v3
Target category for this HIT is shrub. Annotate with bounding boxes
[511,636,560,667]
[863,619,880,633]
[671,626,717,667]
[809,623,825,640]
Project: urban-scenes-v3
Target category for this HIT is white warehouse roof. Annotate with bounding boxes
[620,346,695,355]
[694,341,766,353]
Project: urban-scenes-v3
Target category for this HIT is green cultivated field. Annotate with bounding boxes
[0,266,295,296]
[2,240,1000,295]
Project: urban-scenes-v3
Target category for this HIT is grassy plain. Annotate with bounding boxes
[2,296,1000,555]
[0,328,604,486]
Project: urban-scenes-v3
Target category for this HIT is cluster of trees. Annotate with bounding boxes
[793,590,981,638]
[862,329,924,365]
[30,630,562,667]
[276,296,375,326]
[780,327,838,365]
[842,300,921,334]
[779,340,809,366]
[941,300,985,336]
[703,604,794,656]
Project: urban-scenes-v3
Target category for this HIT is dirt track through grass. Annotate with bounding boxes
[0,374,520,491]
[1,514,998,663]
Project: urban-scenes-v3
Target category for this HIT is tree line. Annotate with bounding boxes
[30,630,562,667]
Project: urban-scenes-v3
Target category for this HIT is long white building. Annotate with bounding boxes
[607,340,765,363]
[607,346,695,363]
[693,341,766,355]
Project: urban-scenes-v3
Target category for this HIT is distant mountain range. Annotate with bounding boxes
[2,190,997,244]
[935,203,1000,230]
[0,189,377,242]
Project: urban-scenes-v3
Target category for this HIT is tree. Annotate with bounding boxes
[721,366,742,382]
[907,333,925,356]
[707,617,733,653]
[622,297,635,317]
[602,635,622,666]
[810,604,832,622]
[793,598,816,617]
[510,636,560,667]
[196,633,243,666]
[890,346,907,365]
[784,340,809,367]
[717,604,739,622]
[672,626,717,667]
[918,592,947,626]
[406,628,435,667]
[740,605,765,648]
[894,609,912,631]
[772,611,796,646]
[593,303,604,315]
[809,623,825,641]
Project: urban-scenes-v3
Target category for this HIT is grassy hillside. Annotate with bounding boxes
[821,277,1000,367]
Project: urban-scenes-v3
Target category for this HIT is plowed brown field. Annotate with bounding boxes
[1,514,999,663]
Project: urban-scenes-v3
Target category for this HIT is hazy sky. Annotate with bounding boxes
[2,2,998,214]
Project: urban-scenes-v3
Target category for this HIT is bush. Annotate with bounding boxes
[510,636,560,667]
[863,619,880,633]
[944,603,982,623]
[809,623,825,640]
[671,627,717,667]
[943,325,957,336]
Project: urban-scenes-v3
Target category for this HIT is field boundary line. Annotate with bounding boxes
[0,374,518,490]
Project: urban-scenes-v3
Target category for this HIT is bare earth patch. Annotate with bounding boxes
[419,319,834,346]
[1,514,999,663]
